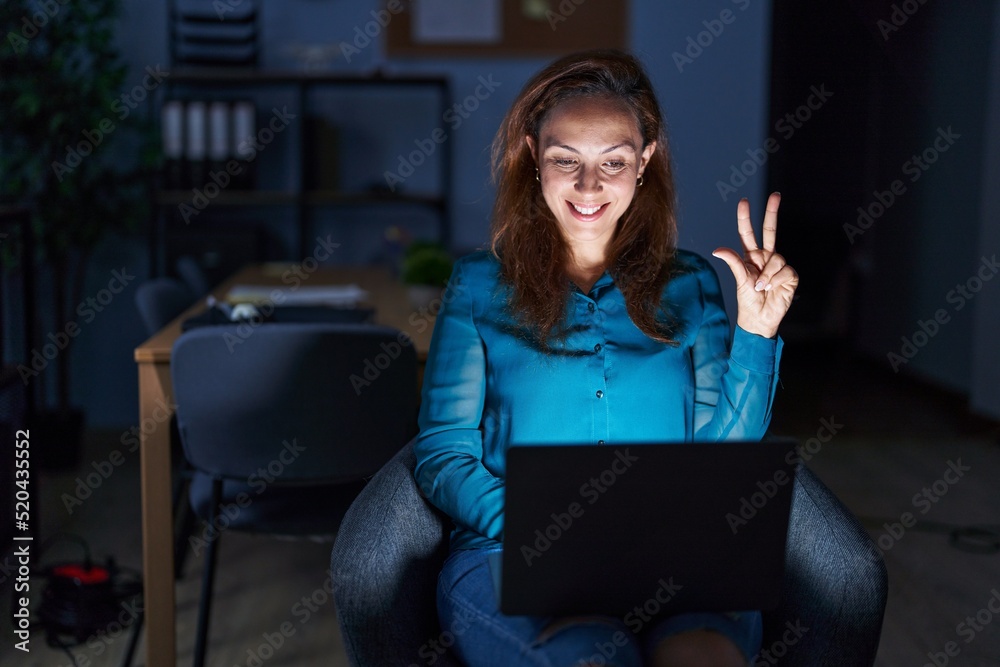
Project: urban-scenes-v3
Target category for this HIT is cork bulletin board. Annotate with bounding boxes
[385,0,629,58]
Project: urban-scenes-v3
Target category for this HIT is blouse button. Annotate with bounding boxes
[587,302,596,313]
[595,390,604,398]
[598,439,605,446]
[594,343,602,353]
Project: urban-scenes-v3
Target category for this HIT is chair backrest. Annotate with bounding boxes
[171,323,418,483]
[135,277,194,336]
[175,254,211,296]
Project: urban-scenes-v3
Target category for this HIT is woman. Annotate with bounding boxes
[413,50,798,667]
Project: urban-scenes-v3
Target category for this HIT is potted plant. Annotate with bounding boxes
[0,0,156,468]
[400,240,453,310]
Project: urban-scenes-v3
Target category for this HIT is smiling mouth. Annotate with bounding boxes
[568,201,610,218]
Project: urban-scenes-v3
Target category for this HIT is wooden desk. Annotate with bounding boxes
[133,264,434,667]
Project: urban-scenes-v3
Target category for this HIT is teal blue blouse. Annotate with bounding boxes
[413,249,783,551]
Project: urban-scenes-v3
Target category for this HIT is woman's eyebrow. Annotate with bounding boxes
[602,141,637,154]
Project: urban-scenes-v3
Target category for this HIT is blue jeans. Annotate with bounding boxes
[437,546,762,666]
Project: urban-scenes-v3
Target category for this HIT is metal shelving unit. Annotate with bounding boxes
[150,68,452,274]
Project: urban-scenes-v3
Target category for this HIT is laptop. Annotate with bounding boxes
[492,439,798,618]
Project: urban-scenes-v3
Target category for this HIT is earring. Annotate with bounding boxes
[637,174,644,187]
[535,168,540,183]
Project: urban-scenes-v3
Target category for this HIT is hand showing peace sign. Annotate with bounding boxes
[712,192,799,340]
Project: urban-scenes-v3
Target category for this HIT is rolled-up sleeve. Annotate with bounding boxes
[413,261,505,541]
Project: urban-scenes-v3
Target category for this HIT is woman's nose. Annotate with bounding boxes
[574,164,602,194]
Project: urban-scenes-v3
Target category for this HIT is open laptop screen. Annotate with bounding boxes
[497,439,798,618]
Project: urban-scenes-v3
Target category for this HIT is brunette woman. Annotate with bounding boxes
[414,50,798,667]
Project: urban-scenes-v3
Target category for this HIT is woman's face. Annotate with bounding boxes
[527,96,656,253]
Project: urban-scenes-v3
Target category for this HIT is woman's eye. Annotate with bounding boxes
[604,161,627,171]
[553,158,577,167]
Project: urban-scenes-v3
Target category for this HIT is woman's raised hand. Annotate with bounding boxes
[712,192,798,339]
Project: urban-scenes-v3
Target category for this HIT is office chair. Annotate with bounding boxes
[331,440,888,666]
[175,255,211,297]
[172,323,418,667]
[135,277,194,337]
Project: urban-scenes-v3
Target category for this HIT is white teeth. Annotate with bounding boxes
[573,203,601,215]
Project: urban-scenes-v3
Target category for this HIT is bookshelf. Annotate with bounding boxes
[150,68,452,276]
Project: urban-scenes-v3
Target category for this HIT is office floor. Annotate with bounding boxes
[2,337,999,666]
[771,339,1000,667]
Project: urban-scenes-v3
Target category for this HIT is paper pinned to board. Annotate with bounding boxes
[412,0,502,43]
[226,284,370,307]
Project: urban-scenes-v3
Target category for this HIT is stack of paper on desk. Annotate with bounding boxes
[226,284,369,307]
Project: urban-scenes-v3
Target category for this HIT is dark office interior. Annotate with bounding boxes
[1,1,999,665]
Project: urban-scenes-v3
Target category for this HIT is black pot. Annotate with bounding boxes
[32,408,85,471]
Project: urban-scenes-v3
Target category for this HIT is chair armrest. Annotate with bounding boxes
[761,464,887,666]
[331,439,461,667]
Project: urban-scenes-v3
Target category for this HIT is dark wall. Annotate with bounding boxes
[768,0,997,398]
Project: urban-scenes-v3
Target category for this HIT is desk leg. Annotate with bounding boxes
[139,361,176,667]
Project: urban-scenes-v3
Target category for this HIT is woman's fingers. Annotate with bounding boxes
[736,198,759,253]
[761,262,799,294]
[711,247,752,289]
[755,252,787,291]
[731,192,783,287]
[720,192,790,289]
[761,192,780,253]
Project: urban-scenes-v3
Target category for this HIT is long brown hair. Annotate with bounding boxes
[490,50,679,346]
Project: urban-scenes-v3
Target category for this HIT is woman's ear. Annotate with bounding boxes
[525,135,538,163]
[638,140,656,178]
